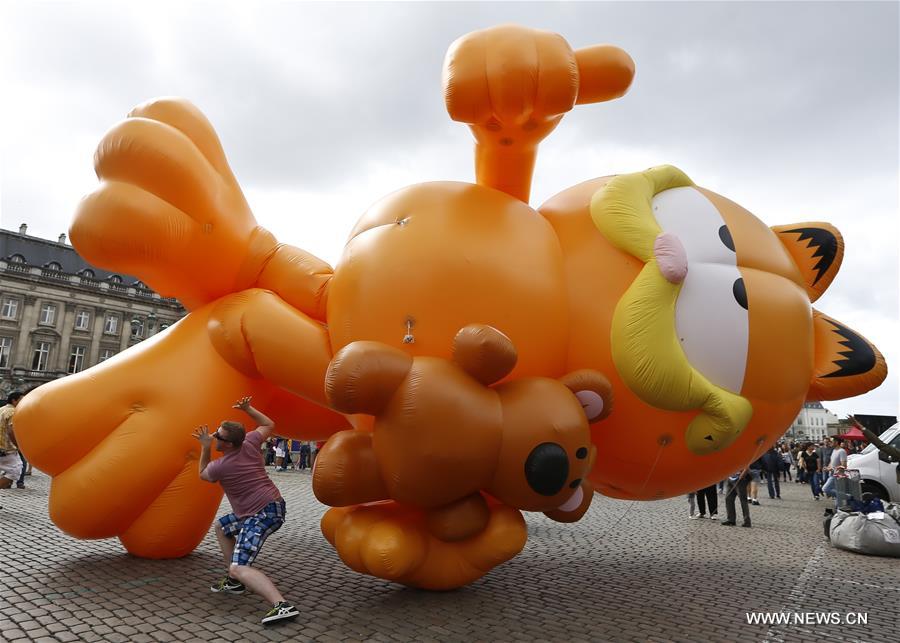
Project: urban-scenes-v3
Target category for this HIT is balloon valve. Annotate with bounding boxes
[403,316,416,344]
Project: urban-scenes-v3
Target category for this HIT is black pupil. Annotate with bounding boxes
[719,225,735,252]
[733,278,748,310]
[524,443,569,496]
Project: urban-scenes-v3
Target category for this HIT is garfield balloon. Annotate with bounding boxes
[14,25,886,590]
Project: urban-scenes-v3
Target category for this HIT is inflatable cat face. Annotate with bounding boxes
[543,165,887,498]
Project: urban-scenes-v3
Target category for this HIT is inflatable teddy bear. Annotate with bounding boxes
[14,24,886,590]
[313,323,612,589]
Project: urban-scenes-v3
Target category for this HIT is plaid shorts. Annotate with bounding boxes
[218,499,286,566]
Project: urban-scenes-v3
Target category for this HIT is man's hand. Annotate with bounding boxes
[231,395,275,434]
[232,396,252,412]
[192,424,213,448]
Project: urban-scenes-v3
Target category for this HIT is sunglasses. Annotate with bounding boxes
[213,431,236,444]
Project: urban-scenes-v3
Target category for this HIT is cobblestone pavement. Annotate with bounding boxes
[2,469,897,643]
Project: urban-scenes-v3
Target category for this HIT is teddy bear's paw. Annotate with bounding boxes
[322,500,527,590]
[312,430,388,506]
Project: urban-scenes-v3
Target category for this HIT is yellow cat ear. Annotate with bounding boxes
[807,310,887,401]
[771,223,843,302]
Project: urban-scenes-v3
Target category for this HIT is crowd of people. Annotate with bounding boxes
[689,437,860,528]
[262,438,323,472]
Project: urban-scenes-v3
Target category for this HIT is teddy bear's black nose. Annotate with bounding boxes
[524,442,569,496]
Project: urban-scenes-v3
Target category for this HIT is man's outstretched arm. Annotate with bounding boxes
[192,424,215,482]
[233,396,275,439]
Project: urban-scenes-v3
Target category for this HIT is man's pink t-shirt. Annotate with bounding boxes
[205,431,281,518]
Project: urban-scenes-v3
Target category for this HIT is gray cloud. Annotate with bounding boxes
[1,1,897,414]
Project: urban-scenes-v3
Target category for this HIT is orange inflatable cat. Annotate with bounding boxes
[14,25,886,590]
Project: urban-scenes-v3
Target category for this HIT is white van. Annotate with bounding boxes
[846,424,900,502]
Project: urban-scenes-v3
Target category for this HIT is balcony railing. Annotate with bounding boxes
[24,369,56,378]
[41,269,69,281]
[1,259,177,306]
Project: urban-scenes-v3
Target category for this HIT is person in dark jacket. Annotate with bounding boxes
[694,484,718,520]
[799,444,822,499]
[721,469,751,527]
[762,447,782,499]
[816,439,834,484]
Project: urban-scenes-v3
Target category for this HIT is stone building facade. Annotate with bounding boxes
[0,224,186,397]
[786,401,841,442]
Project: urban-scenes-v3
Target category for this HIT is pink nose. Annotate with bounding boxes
[654,232,688,284]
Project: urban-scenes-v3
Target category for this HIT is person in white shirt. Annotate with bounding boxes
[822,439,849,505]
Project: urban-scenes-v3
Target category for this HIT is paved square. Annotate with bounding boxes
[2,470,896,642]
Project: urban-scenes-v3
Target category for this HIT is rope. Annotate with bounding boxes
[595,442,665,540]
[595,435,769,541]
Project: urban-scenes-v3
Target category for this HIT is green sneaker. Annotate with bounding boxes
[210,576,246,594]
[261,601,299,625]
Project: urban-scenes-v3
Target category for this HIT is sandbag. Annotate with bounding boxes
[884,502,900,524]
[829,510,900,557]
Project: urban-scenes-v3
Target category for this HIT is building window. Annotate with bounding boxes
[39,303,57,325]
[99,348,116,362]
[0,337,11,368]
[68,345,86,374]
[104,315,119,335]
[47,262,62,271]
[81,269,94,278]
[131,318,144,339]
[75,310,91,330]
[1,298,18,319]
[109,275,122,284]
[32,341,50,371]
[9,254,25,263]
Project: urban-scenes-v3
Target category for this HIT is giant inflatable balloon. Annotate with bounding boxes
[15,25,886,589]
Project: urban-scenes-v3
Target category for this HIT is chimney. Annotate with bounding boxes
[19,223,27,235]
[58,233,67,244]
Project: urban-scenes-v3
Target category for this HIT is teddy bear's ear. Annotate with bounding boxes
[325,341,413,415]
[452,324,518,386]
[559,370,613,423]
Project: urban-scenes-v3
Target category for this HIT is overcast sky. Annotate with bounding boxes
[1,1,897,417]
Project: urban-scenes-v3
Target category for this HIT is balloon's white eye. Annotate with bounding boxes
[674,264,749,394]
[653,187,737,265]
[652,186,749,395]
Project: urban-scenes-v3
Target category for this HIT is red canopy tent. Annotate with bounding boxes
[837,426,868,441]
